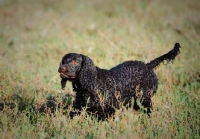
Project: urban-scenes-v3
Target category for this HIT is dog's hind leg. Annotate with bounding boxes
[140,88,154,114]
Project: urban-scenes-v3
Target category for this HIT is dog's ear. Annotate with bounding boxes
[79,55,97,91]
[61,79,67,89]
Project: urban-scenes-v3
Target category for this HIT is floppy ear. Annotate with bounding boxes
[61,79,67,90]
[79,55,97,91]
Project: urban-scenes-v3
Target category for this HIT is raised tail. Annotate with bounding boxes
[146,43,181,69]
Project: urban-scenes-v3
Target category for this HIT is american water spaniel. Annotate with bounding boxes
[58,43,181,119]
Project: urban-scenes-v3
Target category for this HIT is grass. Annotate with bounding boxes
[0,0,200,138]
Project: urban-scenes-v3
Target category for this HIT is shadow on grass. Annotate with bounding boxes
[0,93,75,123]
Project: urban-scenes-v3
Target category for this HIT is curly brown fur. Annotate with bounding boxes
[58,43,181,119]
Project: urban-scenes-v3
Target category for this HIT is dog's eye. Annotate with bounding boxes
[72,60,78,65]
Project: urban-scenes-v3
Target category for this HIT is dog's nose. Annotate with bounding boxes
[58,66,67,73]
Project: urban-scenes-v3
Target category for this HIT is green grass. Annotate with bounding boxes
[0,0,200,138]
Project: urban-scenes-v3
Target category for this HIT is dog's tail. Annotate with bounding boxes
[146,43,181,69]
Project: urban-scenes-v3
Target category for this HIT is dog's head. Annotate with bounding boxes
[58,53,97,90]
[58,53,83,82]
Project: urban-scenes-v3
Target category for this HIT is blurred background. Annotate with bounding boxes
[0,0,200,138]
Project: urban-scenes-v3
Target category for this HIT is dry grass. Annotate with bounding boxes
[0,0,200,138]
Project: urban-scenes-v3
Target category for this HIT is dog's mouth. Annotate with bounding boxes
[60,73,76,80]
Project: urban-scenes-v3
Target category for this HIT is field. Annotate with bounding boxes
[0,0,200,138]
